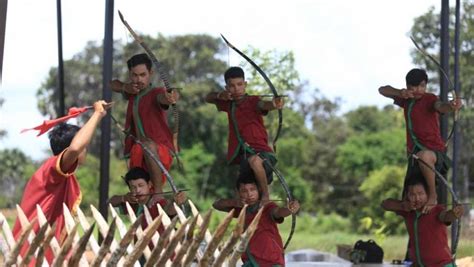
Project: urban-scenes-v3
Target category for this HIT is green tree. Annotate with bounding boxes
[0,149,36,208]
[359,165,406,235]
[334,107,405,217]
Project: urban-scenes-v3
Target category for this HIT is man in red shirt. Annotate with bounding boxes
[108,167,186,229]
[12,100,109,262]
[382,176,463,267]
[379,68,462,212]
[205,66,284,202]
[110,53,179,194]
[213,173,299,267]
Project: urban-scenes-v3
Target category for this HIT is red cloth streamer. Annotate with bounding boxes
[21,106,92,136]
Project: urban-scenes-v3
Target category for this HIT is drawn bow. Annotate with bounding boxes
[410,36,461,259]
[118,10,180,153]
[221,34,295,249]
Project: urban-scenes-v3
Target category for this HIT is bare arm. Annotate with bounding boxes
[157,89,180,106]
[434,98,463,114]
[258,97,284,112]
[272,200,300,219]
[378,85,414,99]
[439,205,464,224]
[60,101,109,173]
[159,191,188,217]
[108,192,139,207]
[108,194,126,207]
[110,79,140,95]
[213,198,242,212]
[381,198,413,212]
[205,90,232,104]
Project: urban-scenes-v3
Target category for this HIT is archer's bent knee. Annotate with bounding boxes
[416,150,436,164]
[248,155,263,168]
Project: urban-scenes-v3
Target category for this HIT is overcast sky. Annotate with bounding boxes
[0,0,444,160]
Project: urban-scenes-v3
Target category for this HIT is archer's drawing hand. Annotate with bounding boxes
[217,90,233,101]
[401,200,415,212]
[174,191,187,206]
[123,82,141,95]
[400,89,415,99]
[165,89,180,104]
[450,98,463,111]
[273,97,284,109]
[287,200,300,214]
[124,192,139,204]
[452,204,464,219]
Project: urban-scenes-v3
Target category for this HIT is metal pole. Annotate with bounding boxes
[0,0,7,83]
[439,0,450,205]
[56,0,65,116]
[99,0,114,221]
[452,0,461,247]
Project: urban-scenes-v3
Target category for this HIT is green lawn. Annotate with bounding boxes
[278,217,474,260]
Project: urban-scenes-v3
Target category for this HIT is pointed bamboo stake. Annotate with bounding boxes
[0,219,9,257]
[4,218,35,267]
[15,204,36,253]
[123,213,164,267]
[171,215,199,267]
[20,221,49,266]
[90,218,117,267]
[67,223,95,267]
[0,211,15,252]
[125,201,152,259]
[155,218,190,267]
[213,205,247,267]
[228,207,264,267]
[189,200,214,245]
[143,215,179,267]
[198,209,235,267]
[34,222,57,267]
[143,205,160,246]
[183,209,213,267]
[36,205,60,255]
[51,222,79,267]
[76,206,100,254]
[106,215,143,267]
[109,204,135,255]
[90,204,119,252]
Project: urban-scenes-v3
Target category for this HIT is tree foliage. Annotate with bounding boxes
[0,149,35,208]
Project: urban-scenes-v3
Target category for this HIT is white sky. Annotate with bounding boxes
[0,0,444,160]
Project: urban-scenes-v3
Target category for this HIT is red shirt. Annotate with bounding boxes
[124,87,174,157]
[235,202,285,267]
[12,149,81,259]
[397,205,453,267]
[394,93,446,153]
[216,96,273,163]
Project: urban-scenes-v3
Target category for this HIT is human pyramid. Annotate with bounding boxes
[2,36,465,266]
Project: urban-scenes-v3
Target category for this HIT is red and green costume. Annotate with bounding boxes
[397,205,454,267]
[124,86,174,183]
[215,95,273,164]
[393,93,446,153]
[235,202,285,267]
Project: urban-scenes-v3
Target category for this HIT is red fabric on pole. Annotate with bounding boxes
[21,106,91,136]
